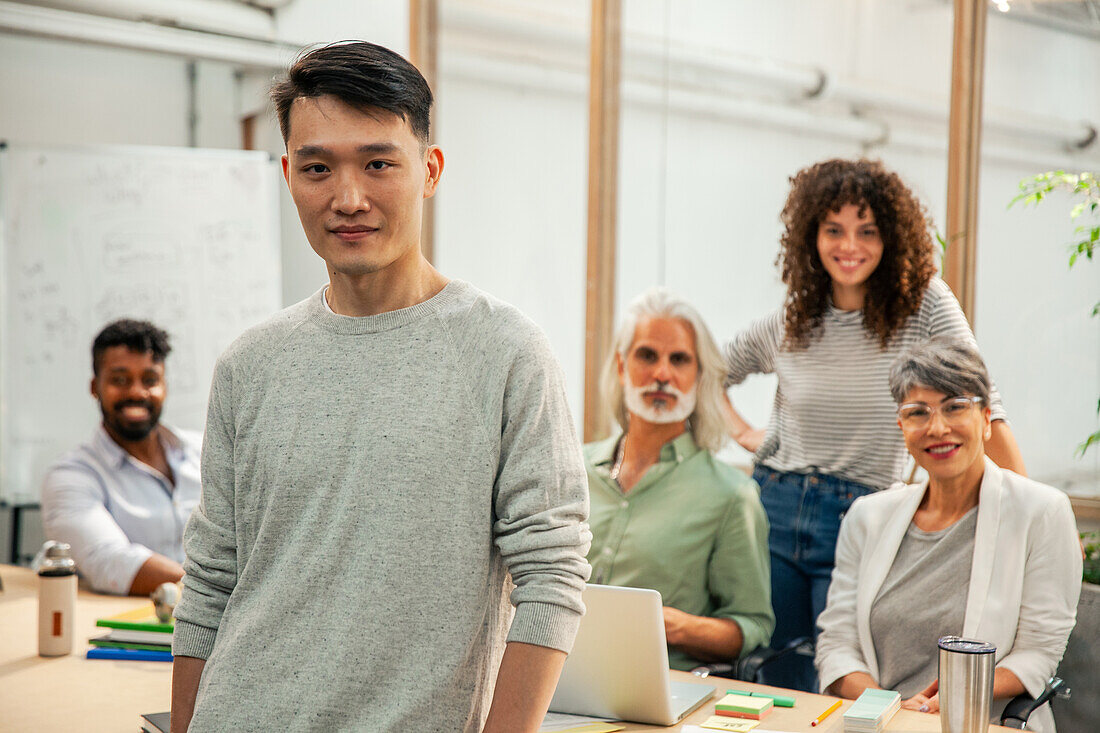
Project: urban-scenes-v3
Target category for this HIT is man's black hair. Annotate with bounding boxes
[271,41,433,145]
[92,319,171,375]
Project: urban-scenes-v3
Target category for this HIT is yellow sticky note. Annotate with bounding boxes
[699,715,759,732]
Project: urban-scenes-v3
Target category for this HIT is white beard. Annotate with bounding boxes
[624,376,697,425]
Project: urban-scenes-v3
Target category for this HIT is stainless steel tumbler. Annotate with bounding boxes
[938,635,996,733]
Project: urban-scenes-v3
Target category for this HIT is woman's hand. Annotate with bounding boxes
[721,395,762,452]
[736,428,766,453]
[902,680,939,713]
[825,671,879,699]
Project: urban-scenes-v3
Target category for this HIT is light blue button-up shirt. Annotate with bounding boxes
[41,425,202,594]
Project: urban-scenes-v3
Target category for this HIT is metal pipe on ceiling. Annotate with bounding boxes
[442,3,1098,153]
[0,1,296,68]
[9,0,276,40]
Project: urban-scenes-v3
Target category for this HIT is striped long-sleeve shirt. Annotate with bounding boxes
[724,278,1006,489]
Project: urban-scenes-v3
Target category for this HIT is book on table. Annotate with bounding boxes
[842,688,900,733]
[92,627,174,645]
[88,633,171,652]
[86,647,172,662]
[90,604,173,655]
[141,711,171,733]
[95,603,173,633]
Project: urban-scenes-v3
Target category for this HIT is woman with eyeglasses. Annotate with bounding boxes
[814,338,1080,733]
[722,159,1026,690]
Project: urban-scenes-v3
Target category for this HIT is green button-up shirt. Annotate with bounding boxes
[584,431,773,671]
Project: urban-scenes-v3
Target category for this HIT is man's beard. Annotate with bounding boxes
[101,400,161,442]
[624,376,696,425]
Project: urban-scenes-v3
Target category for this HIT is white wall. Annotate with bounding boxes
[0,0,1097,492]
[273,0,412,305]
[274,0,408,49]
[433,73,589,414]
[0,32,192,147]
[430,0,1100,489]
[0,2,409,308]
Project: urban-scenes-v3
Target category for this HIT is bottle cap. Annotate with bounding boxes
[38,540,76,575]
[938,635,996,654]
[44,542,73,559]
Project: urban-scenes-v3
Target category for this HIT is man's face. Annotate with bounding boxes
[91,346,166,443]
[618,316,699,426]
[281,95,442,280]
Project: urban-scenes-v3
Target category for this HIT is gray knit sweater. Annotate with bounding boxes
[173,282,591,732]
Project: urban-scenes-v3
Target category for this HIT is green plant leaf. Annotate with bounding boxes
[1075,404,1100,457]
[1069,238,1098,268]
[1085,531,1100,584]
[1077,428,1100,457]
[1013,170,1099,459]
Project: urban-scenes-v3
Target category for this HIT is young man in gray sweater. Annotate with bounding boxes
[170,42,591,732]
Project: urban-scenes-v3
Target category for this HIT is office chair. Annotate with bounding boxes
[690,636,814,682]
[999,677,1069,729]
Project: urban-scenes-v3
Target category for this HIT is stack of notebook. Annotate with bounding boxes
[842,689,900,732]
[713,693,773,720]
[141,712,171,733]
[87,605,173,662]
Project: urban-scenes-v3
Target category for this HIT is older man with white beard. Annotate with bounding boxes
[583,288,774,671]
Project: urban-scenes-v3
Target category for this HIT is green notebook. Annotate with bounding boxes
[843,688,900,732]
[844,688,900,719]
[95,605,174,634]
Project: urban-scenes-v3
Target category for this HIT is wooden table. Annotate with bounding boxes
[0,564,1014,732]
[0,564,171,732]
[616,672,1011,731]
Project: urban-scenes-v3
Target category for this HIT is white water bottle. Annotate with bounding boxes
[38,541,77,656]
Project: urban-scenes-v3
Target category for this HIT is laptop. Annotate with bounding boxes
[549,584,715,726]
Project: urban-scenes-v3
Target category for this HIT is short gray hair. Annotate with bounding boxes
[600,287,728,453]
[889,337,992,405]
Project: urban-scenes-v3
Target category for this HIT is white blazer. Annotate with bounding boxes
[815,458,1081,733]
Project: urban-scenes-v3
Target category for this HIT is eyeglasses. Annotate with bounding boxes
[897,396,983,430]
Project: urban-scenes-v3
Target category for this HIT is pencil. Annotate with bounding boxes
[810,699,842,726]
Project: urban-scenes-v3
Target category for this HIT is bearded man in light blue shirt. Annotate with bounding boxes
[41,319,201,595]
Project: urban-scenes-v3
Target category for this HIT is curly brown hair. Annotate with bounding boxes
[777,158,937,349]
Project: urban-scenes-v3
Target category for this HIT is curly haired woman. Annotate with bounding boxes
[722,159,1025,691]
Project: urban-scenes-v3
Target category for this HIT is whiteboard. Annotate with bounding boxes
[0,143,281,503]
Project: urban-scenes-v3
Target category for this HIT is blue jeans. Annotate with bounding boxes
[753,466,876,692]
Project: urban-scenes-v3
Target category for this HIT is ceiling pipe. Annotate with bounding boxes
[0,1,297,68]
[826,77,1097,152]
[886,128,1097,176]
[445,47,1096,171]
[8,0,275,41]
[442,2,1098,153]
[446,53,886,146]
